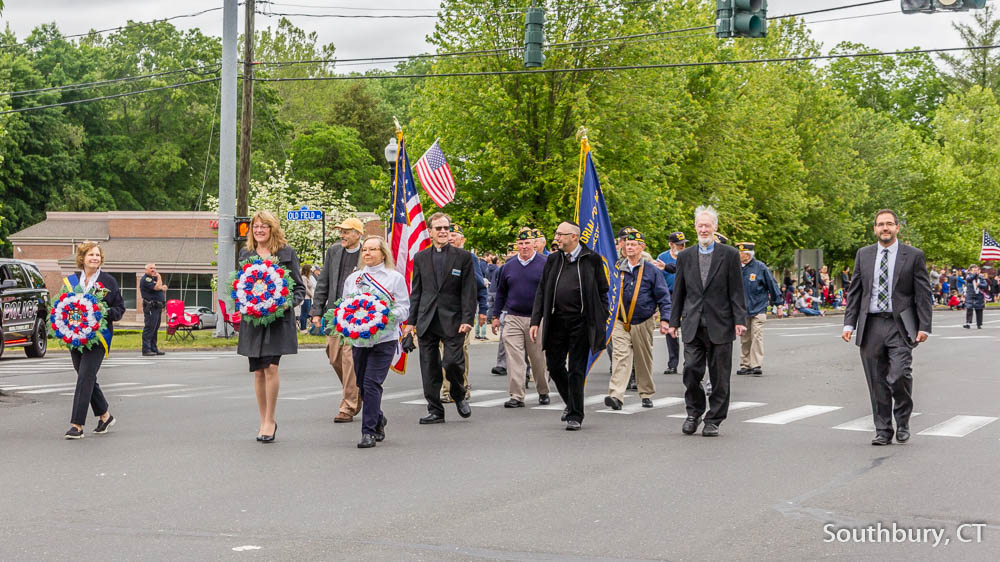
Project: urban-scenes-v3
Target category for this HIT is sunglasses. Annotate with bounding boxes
[431,225,451,231]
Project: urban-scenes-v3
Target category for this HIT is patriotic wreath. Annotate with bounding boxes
[48,283,109,352]
[323,293,397,347]
[229,257,295,327]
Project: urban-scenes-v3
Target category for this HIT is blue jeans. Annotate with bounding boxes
[299,298,312,331]
[798,307,821,316]
[352,341,395,436]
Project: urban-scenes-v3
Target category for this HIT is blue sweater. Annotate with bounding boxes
[618,259,671,325]
[492,254,545,317]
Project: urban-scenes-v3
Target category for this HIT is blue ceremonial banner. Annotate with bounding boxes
[576,138,622,375]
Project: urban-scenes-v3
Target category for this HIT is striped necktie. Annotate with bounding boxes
[877,248,889,312]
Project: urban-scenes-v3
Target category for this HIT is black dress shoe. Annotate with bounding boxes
[93,415,116,434]
[682,416,701,435]
[504,398,525,408]
[64,427,84,439]
[963,324,971,329]
[604,396,623,410]
[560,408,569,422]
[142,352,156,357]
[871,434,891,446]
[260,422,277,443]
[641,398,653,408]
[419,413,445,424]
[702,423,720,437]
[736,367,749,375]
[896,427,910,444]
[491,367,507,376]
[664,368,677,375]
[751,367,762,376]
[565,420,582,431]
[538,394,550,405]
[358,434,376,448]
[375,416,388,442]
[155,350,166,355]
[456,399,472,418]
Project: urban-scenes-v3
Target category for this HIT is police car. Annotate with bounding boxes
[0,258,49,358]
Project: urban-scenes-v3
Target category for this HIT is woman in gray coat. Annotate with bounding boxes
[237,210,306,442]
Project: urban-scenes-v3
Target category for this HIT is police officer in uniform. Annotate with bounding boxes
[140,263,167,356]
[736,243,781,376]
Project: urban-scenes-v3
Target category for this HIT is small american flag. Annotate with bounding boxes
[414,139,456,207]
[981,230,1000,261]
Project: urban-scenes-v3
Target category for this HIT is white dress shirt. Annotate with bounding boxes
[340,263,410,346]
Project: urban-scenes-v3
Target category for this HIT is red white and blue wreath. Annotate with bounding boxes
[49,282,110,353]
[229,257,295,327]
[323,274,399,346]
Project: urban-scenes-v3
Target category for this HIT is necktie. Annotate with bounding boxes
[877,248,889,312]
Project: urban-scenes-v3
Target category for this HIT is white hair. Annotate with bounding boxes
[694,205,719,226]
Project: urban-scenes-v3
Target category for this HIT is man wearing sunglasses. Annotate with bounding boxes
[530,222,610,430]
[605,229,671,410]
[404,213,478,424]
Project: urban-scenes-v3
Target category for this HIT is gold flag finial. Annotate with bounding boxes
[576,126,588,141]
[393,116,402,133]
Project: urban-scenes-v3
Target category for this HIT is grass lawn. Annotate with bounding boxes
[47,330,328,352]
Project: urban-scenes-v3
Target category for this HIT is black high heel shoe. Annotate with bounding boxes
[261,422,277,443]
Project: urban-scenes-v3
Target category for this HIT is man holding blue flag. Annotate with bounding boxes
[530,222,609,430]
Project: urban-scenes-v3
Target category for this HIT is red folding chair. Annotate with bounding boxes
[218,299,242,336]
[166,299,199,341]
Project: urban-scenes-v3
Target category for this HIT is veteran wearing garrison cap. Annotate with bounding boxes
[736,242,782,377]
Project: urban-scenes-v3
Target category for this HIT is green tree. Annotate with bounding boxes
[289,123,387,212]
[939,6,1000,96]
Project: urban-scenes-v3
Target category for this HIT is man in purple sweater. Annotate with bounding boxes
[491,227,550,407]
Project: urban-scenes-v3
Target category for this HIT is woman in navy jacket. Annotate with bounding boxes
[64,241,126,439]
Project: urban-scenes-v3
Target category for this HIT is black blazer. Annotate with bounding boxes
[407,244,477,337]
[668,243,747,344]
[530,244,610,353]
[309,243,357,317]
[843,242,932,347]
[236,246,307,358]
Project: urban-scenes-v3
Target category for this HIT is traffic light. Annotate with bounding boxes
[716,0,767,39]
[523,6,545,68]
[234,217,250,242]
[902,0,987,13]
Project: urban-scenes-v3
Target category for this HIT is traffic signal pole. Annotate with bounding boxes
[215,0,238,337]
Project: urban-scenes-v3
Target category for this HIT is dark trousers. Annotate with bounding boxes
[299,298,312,331]
[860,315,914,437]
[966,308,984,327]
[142,303,162,352]
[352,341,395,435]
[418,321,467,417]
[70,346,109,426]
[665,332,680,370]
[682,326,733,424]
[544,314,590,423]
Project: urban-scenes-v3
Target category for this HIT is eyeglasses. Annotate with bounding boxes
[554,231,576,237]
[875,222,896,228]
[431,225,451,231]
[252,225,271,231]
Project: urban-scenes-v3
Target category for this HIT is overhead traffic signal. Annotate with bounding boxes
[901,0,987,13]
[523,6,545,68]
[716,0,767,39]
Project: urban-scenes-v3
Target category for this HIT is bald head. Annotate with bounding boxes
[554,222,580,253]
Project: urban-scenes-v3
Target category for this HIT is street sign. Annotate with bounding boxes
[286,206,324,221]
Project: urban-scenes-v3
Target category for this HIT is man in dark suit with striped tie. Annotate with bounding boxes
[843,209,933,446]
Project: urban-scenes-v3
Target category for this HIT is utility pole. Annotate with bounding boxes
[237,0,254,219]
[215,0,238,337]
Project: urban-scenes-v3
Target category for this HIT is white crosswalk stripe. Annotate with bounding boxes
[667,401,766,418]
[833,413,922,432]
[1,382,85,391]
[164,387,230,398]
[402,389,503,405]
[114,384,189,397]
[597,396,685,415]
[917,415,998,437]
[20,382,141,394]
[378,389,425,401]
[745,405,842,425]
[532,394,606,410]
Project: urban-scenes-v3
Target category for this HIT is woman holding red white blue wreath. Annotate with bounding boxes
[236,210,305,443]
[331,235,408,448]
[60,241,126,439]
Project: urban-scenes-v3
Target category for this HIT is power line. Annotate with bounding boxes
[0,77,221,116]
[0,64,222,98]
[251,44,1000,83]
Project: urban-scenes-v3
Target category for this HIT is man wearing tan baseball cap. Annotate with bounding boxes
[311,217,365,422]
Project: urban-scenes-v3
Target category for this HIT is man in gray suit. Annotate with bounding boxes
[311,217,364,423]
[843,209,932,446]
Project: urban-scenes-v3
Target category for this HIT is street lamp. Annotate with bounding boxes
[384,137,398,166]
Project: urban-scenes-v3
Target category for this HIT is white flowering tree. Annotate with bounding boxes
[208,160,357,265]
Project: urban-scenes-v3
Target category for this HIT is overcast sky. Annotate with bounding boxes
[0,1,992,71]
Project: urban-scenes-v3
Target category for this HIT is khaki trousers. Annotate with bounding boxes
[739,312,767,369]
[441,332,471,398]
[609,316,656,401]
[326,336,360,417]
[502,314,548,400]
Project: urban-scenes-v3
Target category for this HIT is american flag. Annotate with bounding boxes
[414,139,456,207]
[981,230,1000,261]
[389,135,430,373]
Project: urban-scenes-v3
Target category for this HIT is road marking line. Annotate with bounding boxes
[917,415,998,437]
[532,394,607,410]
[379,389,425,400]
[1,382,84,391]
[20,382,141,394]
[114,384,189,397]
[470,393,538,408]
[833,413,922,432]
[402,389,503,405]
[165,387,231,398]
[597,396,685,414]
[745,405,842,425]
[280,390,344,401]
[667,401,766,418]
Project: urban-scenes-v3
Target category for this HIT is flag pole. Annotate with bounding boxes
[575,126,588,223]
[391,117,405,232]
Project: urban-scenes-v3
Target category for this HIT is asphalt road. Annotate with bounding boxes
[1,311,999,561]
